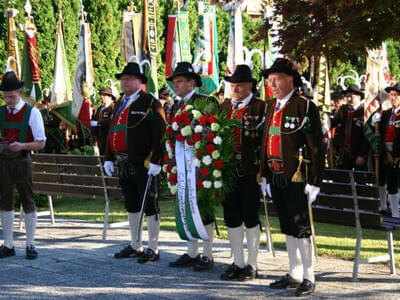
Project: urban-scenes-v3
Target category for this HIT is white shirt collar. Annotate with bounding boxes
[182,89,196,101]
[351,102,361,111]
[393,106,400,114]
[231,92,253,109]
[7,98,25,113]
[124,88,141,107]
[277,89,295,108]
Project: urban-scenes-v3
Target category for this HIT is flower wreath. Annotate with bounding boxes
[163,99,238,218]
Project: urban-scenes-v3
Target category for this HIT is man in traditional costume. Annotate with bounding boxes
[331,84,370,170]
[91,87,116,155]
[0,71,46,259]
[103,62,165,263]
[167,62,218,271]
[261,58,324,296]
[219,64,265,281]
[377,83,400,217]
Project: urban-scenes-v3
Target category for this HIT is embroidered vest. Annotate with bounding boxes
[266,102,283,159]
[0,104,33,143]
[228,106,247,151]
[109,106,130,153]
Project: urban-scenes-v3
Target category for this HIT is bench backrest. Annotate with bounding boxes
[32,153,122,200]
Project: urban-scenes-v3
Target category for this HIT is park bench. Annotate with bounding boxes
[30,153,123,240]
[262,169,399,281]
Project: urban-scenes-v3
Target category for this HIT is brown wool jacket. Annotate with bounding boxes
[220,96,266,177]
[104,91,166,165]
[261,93,325,186]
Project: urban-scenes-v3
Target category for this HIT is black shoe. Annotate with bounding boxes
[169,253,199,268]
[0,245,15,258]
[137,248,160,263]
[237,264,258,281]
[114,245,142,259]
[193,255,213,272]
[269,274,301,289]
[295,279,315,297]
[26,245,38,260]
[220,263,243,280]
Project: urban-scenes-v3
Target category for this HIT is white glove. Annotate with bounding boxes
[148,163,161,176]
[371,112,381,126]
[103,161,115,177]
[260,177,272,198]
[304,184,320,205]
[90,120,98,127]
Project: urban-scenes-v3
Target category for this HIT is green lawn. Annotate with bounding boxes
[49,195,400,267]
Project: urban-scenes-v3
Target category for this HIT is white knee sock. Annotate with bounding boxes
[147,215,160,253]
[1,211,14,248]
[25,212,37,247]
[389,193,399,218]
[379,185,387,211]
[128,212,143,251]
[187,240,199,258]
[296,237,315,283]
[202,223,214,259]
[227,225,245,268]
[246,225,260,269]
[286,235,302,281]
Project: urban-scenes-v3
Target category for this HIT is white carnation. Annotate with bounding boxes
[162,165,168,173]
[172,122,179,131]
[212,170,222,178]
[165,141,171,153]
[194,125,203,133]
[214,181,222,189]
[203,181,212,189]
[171,166,177,174]
[195,141,201,150]
[202,155,212,166]
[170,185,177,195]
[211,150,220,159]
[181,125,192,137]
[213,136,222,145]
[194,158,201,167]
[192,110,202,120]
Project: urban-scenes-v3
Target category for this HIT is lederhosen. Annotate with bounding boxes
[221,98,265,228]
[0,104,35,213]
[106,92,165,216]
[379,108,400,194]
[261,95,324,238]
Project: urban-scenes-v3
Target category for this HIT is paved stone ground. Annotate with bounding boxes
[0,217,399,300]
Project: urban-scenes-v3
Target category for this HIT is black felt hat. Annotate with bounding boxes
[0,71,24,91]
[224,64,257,93]
[344,84,364,98]
[261,58,303,87]
[331,85,344,100]
[166,62,202,87]
[115,62,147,83]
[384,82,400,94]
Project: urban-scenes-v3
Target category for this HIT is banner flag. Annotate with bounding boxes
[121,4,142,63]
[5,7,21,77]
[51,5,76,131]
[21,1,42,104]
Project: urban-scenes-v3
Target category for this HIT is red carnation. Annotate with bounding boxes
[166,165,172,173]
[193,133,201,142]
[200,167,210,177]
[206,144,215,154]
[169,140,174,149]
[196,180,204,188]
[214,160,224,169]
[199,115,208,125]
[176,133,184,142]
[187,139,194,146]
[169,174,177,184]
[208,115,217,123]
[166,127,173,136]
[196,151,203,158]
[163,154,169,163]
[206,132,215,143]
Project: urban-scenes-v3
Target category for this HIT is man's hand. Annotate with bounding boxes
[8,142,25,152]
[304,184,320,204]
[103,161,115,177]
[148,163,161,176]
[355,156,365,167]
[259,177,271,198]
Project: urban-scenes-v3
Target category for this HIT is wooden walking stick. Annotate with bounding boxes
[262,191,275,257]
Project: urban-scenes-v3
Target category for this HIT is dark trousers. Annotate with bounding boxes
[118,163,159,216]
[386,165,400,195]
[271,181,311,238]
[0,156,35,213]
[223,175,260,228]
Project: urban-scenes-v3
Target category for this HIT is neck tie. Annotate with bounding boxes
[275,101,281,111]
[116,97,128,116]
[233,101,242,109]
[9,107,15,115]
